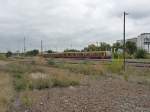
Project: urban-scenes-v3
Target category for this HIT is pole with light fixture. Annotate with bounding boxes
[123,12,128,71]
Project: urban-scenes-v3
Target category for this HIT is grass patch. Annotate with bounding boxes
[7,62,82,91]
[7,63,44,74]
[20,91,33,108]
[51,72,80,87]
[27,70,81,90]
[48,60,105,76]
[27,73,53,90]
[0,72,14,112]
[118,66,150,84]
[106,59,123,73]
[0,54,7,60]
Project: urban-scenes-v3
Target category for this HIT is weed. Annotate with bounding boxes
[13,75,27,91]
[47,59,56,66]
[28,74,53,90]
[55,62,104,76]
[0,72,14,112]
[106,59,123,73]
[20,92,33,108]
[0,54,6,60]
[52,73,80,87]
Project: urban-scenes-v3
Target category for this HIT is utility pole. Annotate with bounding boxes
[41,40,43,54]
[24,37,26,54]
[123,12,128,71]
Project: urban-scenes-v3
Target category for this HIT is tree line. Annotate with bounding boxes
[5,41,149,59]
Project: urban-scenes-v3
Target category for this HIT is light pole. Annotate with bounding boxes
[24,37,26,54]
[41,40,43,55]
[123,12,128,71]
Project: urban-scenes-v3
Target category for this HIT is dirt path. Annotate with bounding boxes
[0,60,9,66]
[16,76,150,112]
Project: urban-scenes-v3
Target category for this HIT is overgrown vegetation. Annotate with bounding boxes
[48,59,105,76]
[135,49,147,59]
[0,56,150,112]
[106,59,123,73]
[25,49,39,56]
[0,72,14,112]
[6,51,12,58]
[7,63,81,91]
[0,54,6,60]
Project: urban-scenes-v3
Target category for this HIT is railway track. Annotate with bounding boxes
[126,61,150,68]
[47,58,150,68]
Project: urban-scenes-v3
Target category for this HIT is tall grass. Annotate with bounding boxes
[0,72,14,112]
[0,54,6,60]
[106,59,123,73]
[7,63,82,91]
[48,59,105,76]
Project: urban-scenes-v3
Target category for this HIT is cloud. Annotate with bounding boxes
[0,0,150,52]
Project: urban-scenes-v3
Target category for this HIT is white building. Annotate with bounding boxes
[137,33,150,53]
[116,33,150,53]
[117,37,137,45]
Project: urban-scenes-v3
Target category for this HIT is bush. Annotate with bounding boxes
[20,92,33,107]
[135,49,147,59]
[13,74,27,91]
[25,49,39,56]
[48,59,56,66]
[6,51,12,58]
[28,76,53,90]
[113,52,123,59]
[107,59,123,73]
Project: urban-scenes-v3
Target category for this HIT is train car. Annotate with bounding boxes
[43,51,112,59]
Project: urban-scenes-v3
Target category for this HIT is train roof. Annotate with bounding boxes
[44,51,111,54]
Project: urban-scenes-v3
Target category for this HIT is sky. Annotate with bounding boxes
[0,0,150,52]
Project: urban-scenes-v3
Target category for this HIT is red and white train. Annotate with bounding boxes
[43,51,112,59]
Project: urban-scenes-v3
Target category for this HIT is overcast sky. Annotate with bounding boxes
[0,0,150,52]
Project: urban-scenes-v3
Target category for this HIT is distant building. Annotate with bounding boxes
[137,33,150,53]
[116,33,150,53]
[117,37,137,45]
[127,37,137,44]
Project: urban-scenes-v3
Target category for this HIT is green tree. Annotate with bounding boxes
[126,41,137,55]
[64,49,80,52]
[135,49,147,59]
[112,42,123,52]
[6,51,12,58]
[99,42,111,51]
[83,44,97,52]
[47,50,54,53]
[25,49,39,56]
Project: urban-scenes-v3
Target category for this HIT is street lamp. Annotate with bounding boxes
[123,12,128,71]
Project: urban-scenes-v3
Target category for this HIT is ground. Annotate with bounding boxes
[13,76,150,112]
[0,58,150,112]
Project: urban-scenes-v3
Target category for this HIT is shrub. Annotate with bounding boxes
[28,76,53,90]
[48,59,56,66]
[13,73,27,91]
[113,52,123,59]
[20,92,33,108]
[135,49,147,59]
[25,49,39,56]
[6,51,12,58]
[107,59,123,73]
[14,78,27,91]
[52,74,80,87]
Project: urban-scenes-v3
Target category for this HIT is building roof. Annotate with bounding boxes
[141,33,150,35]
